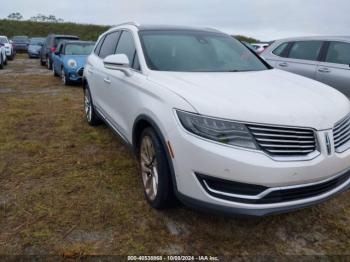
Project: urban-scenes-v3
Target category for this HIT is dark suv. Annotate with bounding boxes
[40,34,80,69]
[12,36,30,52]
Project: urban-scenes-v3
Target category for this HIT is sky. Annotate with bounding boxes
[1,0,349,41]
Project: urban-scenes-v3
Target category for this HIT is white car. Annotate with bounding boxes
[83,23,350,216]
[251,43,269,54]
[0,36,14,60]
[0,41,6,69]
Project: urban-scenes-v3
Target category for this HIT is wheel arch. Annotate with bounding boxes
[132,114,179,193]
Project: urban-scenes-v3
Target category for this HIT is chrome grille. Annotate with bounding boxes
[333,114,350,153]
[247,124,317,157]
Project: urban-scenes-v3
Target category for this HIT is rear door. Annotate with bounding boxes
[276,41,323,80]
[316,41,350,97]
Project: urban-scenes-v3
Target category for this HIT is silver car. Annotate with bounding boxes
[262,36,350,97]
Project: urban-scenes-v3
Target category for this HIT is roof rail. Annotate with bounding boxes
[112,21,140,28]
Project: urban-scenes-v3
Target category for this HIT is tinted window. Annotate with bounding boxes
[115,31,136,65]
[30,38,45,45]
[65,43,95,55]
[54,37,79,47]
[99,31,120,59]
[326,42,350,65]
[288,41,322,61]
[0,37,8,44]
[272,42,289,57]
[94,35,105,55]
[140,30,268,72]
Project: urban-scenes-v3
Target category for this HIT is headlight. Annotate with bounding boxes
[67,59,77,68]
[176,110,258,149]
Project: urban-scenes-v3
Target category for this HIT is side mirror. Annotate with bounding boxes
[0,43,4,47]
[103,54,132,76]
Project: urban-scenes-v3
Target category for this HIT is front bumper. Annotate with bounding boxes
[67,67,84,82]
[168,121,350,216]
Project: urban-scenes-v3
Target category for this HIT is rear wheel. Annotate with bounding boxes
[40,57,46,66]
[139,127,176,209]
[0,56,3,69]
[52,65,58,76]
[84,86,101,126]
[47,57,52,70]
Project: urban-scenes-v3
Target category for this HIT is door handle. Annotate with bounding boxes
[279,62,288,67]
[318,68,331,73]
[104,78,111,84]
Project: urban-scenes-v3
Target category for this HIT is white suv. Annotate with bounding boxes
[83,23,350,216]
[0,36,14,61]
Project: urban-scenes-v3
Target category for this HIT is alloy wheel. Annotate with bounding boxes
[61,69,66,84]
[84,89,92,122]
[140,136,159,201]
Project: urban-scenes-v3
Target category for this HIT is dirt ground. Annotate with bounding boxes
[0,55,350,257]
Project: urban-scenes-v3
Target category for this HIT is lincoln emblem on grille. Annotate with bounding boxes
[325,133,331,155]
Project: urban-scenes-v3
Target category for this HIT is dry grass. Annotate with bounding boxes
[0,55,350,256]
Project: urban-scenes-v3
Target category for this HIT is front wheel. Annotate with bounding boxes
[139,128,176,209]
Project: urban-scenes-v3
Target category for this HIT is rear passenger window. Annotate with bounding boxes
[326,42,350,65]
[288,41,323,61]
[94,35,105,55]
[272,42,289,57]
[115,31,136,67]
[99,31,121,59]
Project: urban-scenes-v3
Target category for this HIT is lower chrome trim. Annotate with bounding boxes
[201,168,350,201]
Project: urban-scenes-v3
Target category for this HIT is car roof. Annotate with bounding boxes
[50,34,79,38]
[274,35,350,42]
[110,22,223,34]
[62,40,95,45]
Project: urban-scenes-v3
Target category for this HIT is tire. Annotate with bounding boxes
[52,65,58,77]
[138,127,176,209]
[0,56,3,70]
[40,57,46,66]
[47,57,52,70]
[83,85,101,126]
[3,57,7,65]
[61,68,70,85]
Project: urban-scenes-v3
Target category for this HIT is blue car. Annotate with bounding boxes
[52,41,95,85]
[28,37,45,58]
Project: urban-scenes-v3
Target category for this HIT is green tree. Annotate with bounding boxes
[7,12,23,20]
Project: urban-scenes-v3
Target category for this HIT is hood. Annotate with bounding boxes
[148,69,350,130]
[62,55,88,68]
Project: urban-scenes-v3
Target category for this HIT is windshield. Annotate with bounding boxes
[13,36,29,43]
[30,38,45,45]
[139,30,269,72]
[0,37,8,44]
[64,43,94,55]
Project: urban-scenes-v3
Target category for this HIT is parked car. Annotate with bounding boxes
[251,43,270,54]
[0,36,15,60]
[28,37,45,58]
[52,40,95,85]
[262,36,350,97]
[0,42,6,69]
[83,23,350,217]
[40,34,80,69]
[241,41,258,53]
[12,36,29,52]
